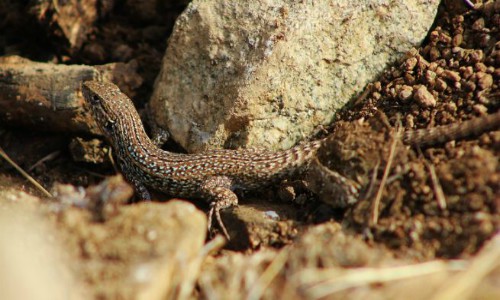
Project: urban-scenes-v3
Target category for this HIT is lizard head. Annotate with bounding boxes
[82,80,140,144]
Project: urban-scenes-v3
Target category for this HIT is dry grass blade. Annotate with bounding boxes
[371,125,402,225]
[299,261,465,299]
[175,237,226,300]
[362,160,380,201]
[0,146,52,198]
[201,235,226,257]
[426,160,447,210]
[247,248,289,300]
[431,234,500,300]
[28,150,60,172]
[108,149,120,173]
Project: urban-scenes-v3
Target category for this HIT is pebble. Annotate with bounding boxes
[398,85,413,101]
[441,70,461,82]
[477,73,493,90]
[413,85,436,107]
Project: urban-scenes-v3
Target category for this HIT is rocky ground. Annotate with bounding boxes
[0,0,499,299]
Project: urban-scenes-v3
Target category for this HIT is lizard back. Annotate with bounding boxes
[82,81,321,197]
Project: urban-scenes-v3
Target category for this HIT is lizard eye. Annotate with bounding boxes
[102,119,115,133]
[90,95,100,105]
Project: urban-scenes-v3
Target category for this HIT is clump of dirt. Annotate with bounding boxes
[320,2,500,259]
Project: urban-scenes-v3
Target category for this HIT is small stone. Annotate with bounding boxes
[406,48,420,57]
[478,34,491,48]
[464,80,476,92]
[449,60,459,69]
[439,31,452,44]
[435,66,444,75]
[69,137,108,164]
[428,62,438,71]
[425,70,437,85]
[461,66,474,79]
[473,104,488,114]
[467,193,484,211]
[413,85,436,108]
[475,62,487,72]
[477,73,493,90]
[392,69,403,78]
[405,114,415,128]
[112,44,134,62]
[429,47,441,61]
[82,42,107,62]
[441,48,452,59]
[429,30,440,44]
[387,87,398,98]
[472,18,485,30]
[452,34,463,46]
[444,102,457,113]
[404,57,418,71]
[437,59,447,68]
[404,73,415,85]
[494,68,500,78]
[441,70,461,82]
[478,94,490,105]
[452,46,464,59]
[494,51,500,65]
[492,14,500,28]
[398,85,413,101]
[434,78,448,91]
[470,50,484,63]
[418,55,430,68]
[482,1,495,16]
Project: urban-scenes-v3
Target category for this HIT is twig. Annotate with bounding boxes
[247,248,289,300]
[28,150,60,172]
[107,148,120,173]
[362,160,381,201]
[177,235,226,300]
[300,260,465,298]
[463,0,475,9]
[371,125,402,225]
[75,167,107,179]
[0,146,53,197]
[200,235,226,257]
[426,160,447,210]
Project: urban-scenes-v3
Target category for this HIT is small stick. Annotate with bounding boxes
[463,0,475,8]
[371,125,402,225]
[425,160,447,210]
[0,146,53,197]
[362,160,381,201]
[247,248,289,300]
[28,150,60,172]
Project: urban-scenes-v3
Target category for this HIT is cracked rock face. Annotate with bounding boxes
[150,0,440,152]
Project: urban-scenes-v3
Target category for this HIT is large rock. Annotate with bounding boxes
[150,0,440,151]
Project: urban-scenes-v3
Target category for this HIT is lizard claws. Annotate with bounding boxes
[208,204,230,240]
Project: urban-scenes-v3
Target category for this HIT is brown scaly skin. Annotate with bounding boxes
[82,80,500,237]
[82,81,322,237]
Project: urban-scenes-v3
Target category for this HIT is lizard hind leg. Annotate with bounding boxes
[201,176,238,239]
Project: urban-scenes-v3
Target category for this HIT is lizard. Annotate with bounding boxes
[82,80,500,237]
